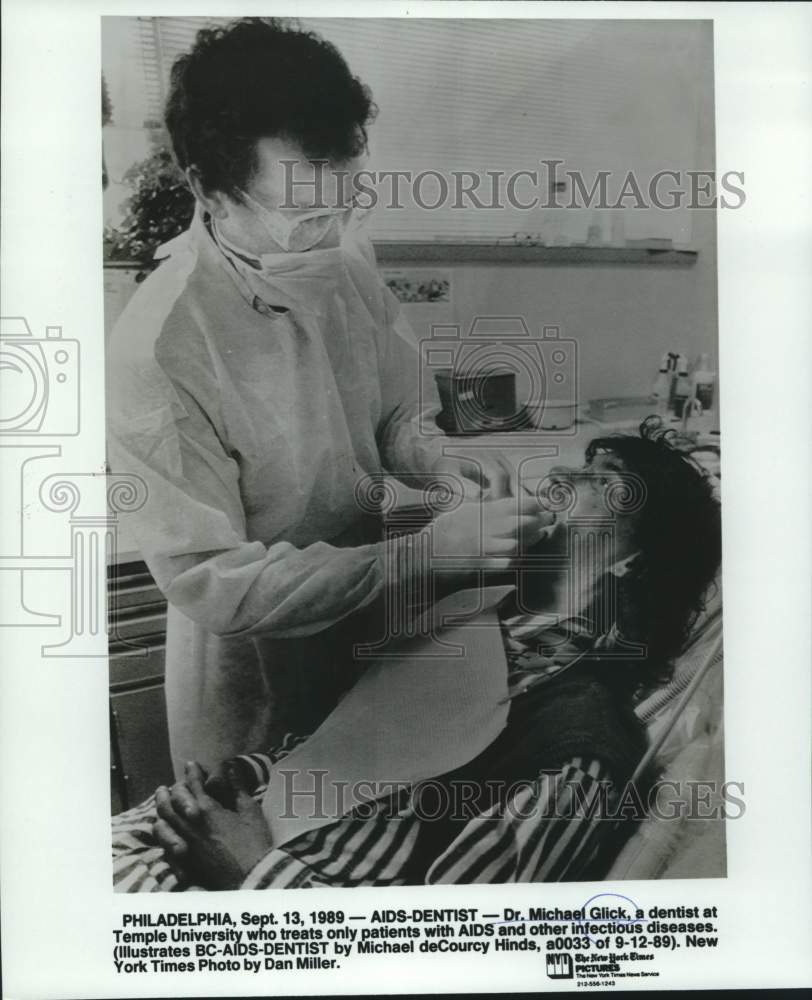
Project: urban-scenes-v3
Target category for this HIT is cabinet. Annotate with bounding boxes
[108,561,173,813]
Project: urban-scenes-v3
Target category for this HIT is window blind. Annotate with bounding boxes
[103,16,708,245]
[302,18,705,244]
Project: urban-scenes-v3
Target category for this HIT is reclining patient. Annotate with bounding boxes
[113,423,721,890]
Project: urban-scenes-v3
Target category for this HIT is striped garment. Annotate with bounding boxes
[112,614,624,892]
[112,747,616,891]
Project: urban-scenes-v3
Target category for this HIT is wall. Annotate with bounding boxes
[104,19,718,405]
[104,206,717,404]
[392,21,718,406]
[395,208,717,406]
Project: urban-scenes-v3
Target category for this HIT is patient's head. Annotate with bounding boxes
[540,419,721,669]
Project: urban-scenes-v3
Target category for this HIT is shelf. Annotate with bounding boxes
[373,242,698,266]
[104,244,698,272]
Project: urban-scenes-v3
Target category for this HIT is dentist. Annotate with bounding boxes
[107,18,546,772]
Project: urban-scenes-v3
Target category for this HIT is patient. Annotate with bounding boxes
[113,420,721,890]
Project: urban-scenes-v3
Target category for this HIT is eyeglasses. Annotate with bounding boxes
[240,190,371,252]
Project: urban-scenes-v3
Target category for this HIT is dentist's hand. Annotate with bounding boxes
[424,495,555,569]
[430,452,518,501]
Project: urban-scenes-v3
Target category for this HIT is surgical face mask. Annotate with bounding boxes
[212,194,374,318]
[239,189,366,253]
[212,214,346,319]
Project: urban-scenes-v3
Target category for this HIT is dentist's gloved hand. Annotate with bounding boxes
[430,451,518,501]
[423,495,555,570]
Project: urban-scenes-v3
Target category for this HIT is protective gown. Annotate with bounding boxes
[106,210,445,773]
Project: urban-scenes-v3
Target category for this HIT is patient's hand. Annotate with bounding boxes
[153,761,274,890]
[203,757,258,810]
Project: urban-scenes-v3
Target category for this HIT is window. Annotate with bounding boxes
[102,17,709,247]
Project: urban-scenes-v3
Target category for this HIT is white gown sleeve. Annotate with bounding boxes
[108,370,424,640]
[374,288,448,477]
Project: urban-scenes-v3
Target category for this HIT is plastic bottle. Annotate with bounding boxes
[672,355,693,418]
[586,209,605,246]
[691,353,716,411]
[652,354,673,415]
[666,352,681,411]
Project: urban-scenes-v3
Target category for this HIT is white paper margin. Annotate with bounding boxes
[1,1,810,997]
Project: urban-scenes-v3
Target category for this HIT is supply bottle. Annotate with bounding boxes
[672,355,692,418]
[666,352,681,411]
[690,353,716,411]
[652,354,673,415]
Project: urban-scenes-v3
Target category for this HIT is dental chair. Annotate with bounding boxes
[602,574,726,879]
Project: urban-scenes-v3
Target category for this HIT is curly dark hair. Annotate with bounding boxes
[585,419,722,675]
[164,17,376,198]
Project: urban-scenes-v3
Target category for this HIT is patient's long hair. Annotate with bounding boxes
[585,420,722,682]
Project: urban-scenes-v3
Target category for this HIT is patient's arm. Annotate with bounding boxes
[229,757,621,889]
[204,752,277,807]
[151,734,315,888]
[153,761,274,890]
[203,732,311,807]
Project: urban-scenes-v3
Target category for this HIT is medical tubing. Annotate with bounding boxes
[630,628,723,785]
[635,618,723,724]
[553,629,723,874]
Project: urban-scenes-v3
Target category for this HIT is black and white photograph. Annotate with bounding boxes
[1,2,811,997]
[103,15,726,892]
